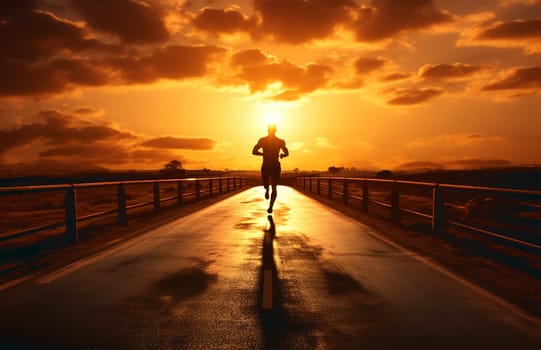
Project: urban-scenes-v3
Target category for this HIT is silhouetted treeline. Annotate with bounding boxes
[2,167,540,190]
[389,167,541,190]
[0,169,226,187]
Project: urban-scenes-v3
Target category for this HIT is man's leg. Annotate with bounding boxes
[268,183,277,213]
[261,168,270,200]
[267,169,280,213]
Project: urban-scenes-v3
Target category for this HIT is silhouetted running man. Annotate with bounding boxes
[252,124,289,214]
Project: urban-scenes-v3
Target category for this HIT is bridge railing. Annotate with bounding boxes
[296,176,541,252]
[0,177,247,245]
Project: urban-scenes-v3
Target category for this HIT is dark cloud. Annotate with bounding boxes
[0,110,135,155]
[418,63,485,80]
[233,60,333,100]
[458,19,541,53]
[141,137,216,150]
[0,109,205,169]
[37,141,185,167]
[0,57,111,96]
[194,7,257,34]
[481,66,541,90]
[37,143,179,166]
[253,0,356,43]
[72,107,103,115]
[231,49,269,67]
[384,87,443,105]
[0,1,115,61]
[351,0,454,42]
[69,0,170,44]
[354,56,389,74]
[381,72,411,81]
[107,45,227,84]
[476,19,541,40]
[191,0,454,44]
[0,45,225,96]
[0,0,224,98]
[39,144,128,159]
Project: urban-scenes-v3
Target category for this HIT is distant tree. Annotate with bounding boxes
[164,160,182,172]
[161,160,184,177]
[328,166,344,174]
[377,169,392,178]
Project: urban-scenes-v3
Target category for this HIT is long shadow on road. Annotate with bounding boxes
[258,214,322,350]
[256,211,410,350]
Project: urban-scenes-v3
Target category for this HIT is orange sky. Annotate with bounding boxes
[1,0,540,173]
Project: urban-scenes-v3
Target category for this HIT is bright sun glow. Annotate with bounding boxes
[255,103,298,138]
[264,110,280,128]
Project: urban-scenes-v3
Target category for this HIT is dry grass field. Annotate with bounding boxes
[0,179,245,272]
[311,179,541,245]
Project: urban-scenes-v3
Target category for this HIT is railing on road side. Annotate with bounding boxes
[296,176,541,252]
[0,177,247,245]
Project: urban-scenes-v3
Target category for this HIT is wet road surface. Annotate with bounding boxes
[0,186,539,349]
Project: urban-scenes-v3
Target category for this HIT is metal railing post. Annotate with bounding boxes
[227,178,230,192]
[317,178,321,195]
[343,178,349,204]
[208,178,213,197]
[117,184,127,225]
[362,179,369,213]
[432,185,444,236]
[309,177,312,192]
[153,182,160,212]
[195,179,201,200]
[177,181,183,206]
[219,178,223,194]
[65,186,78,244]
[328,178,332,199]
[391,181,400,223]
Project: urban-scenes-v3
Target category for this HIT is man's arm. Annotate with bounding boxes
[279,140,289,159]
[252,139,263,156]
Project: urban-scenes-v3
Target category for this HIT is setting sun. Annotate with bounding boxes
[263,111,280,128]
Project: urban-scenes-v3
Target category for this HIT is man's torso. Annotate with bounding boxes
[258,136,284,168]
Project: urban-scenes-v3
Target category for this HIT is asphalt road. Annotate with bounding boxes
[0,186,539,349]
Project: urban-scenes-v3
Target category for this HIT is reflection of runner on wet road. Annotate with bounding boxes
[252,123,289,213]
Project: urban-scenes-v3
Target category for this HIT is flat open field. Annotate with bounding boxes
[0,179,245,270]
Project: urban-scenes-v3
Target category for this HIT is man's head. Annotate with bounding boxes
[267,123,277,136]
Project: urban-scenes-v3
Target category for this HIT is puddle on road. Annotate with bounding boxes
[133,258,218,311]
[152,260,218,304]
[118,258,221,348]
[235,222,256,230]
[321,266,365,296]
[240,198,264,204]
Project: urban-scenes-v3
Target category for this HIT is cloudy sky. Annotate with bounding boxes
[1,0,540,173]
